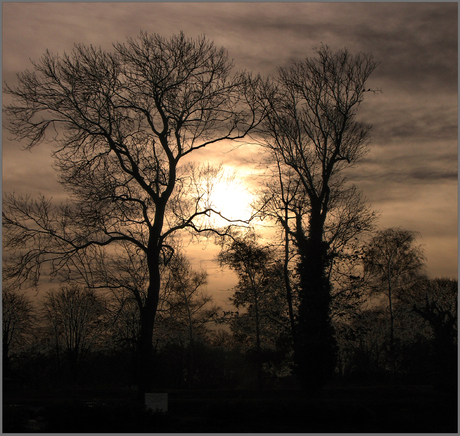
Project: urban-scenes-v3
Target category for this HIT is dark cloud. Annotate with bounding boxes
[349,3,458,95]
[347,148,457,186]
[409,168,457,182]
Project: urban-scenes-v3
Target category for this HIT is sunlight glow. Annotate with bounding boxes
[209,178,254,225]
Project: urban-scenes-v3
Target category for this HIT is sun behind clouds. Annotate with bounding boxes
[209,177,254,225]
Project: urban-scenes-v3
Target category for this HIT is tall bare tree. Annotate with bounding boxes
[256,45,379,393]
[3,32,262,394]
[255,156,305,333]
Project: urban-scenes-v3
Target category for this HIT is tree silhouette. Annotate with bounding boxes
[2,287,35,377]
[218,234,290,389]
[400,277,457,387]
[159,251,218,387]
[3,32,262,395]
[256,45,379,394]
[41,284,108,382]
[363,227,426,376]
[406,278,457,346]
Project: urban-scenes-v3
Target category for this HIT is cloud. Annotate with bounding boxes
[2,136,65,200]
[409,167,457,183]
[349,4,457,94]
[346,145,457,194]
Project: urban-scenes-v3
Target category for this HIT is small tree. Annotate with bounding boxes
[335,307,389,378]
[363,227,426,376]
[41,284,108,382]
[400,277,457,386]
[2,287,35,376]
[158,251,218,387]
[105,295,142,385]
[406,278,457,345]
[218,234,290,388]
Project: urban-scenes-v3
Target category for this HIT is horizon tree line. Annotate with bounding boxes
[3,226,457,390]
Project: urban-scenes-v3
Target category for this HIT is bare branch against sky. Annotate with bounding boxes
[3,2,457,295]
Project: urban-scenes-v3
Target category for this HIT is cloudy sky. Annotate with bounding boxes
[2,2,457,305]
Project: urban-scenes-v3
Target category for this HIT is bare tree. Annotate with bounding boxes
[257,160,376,324]
[2,287,35,376]
[255,45,379,393]
[161,252,215,345]
[3,32,262,394]
[403,278,457,345]
[41,284,108,382]
[158,251,218,387]
[363,227,426,376]
[218,233,290,389]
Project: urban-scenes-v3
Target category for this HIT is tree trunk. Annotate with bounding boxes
[185,293,194,388]
[253,288,263,390]
[137,309,155,398]
[137,251,161,399]
[293,208,337,396]
[284,208,296,334]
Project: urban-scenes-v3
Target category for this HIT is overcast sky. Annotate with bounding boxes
[2,2,458,305]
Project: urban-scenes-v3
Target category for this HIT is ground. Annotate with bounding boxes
[3,383,458,433]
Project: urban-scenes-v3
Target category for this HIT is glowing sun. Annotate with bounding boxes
[209,178,254,225]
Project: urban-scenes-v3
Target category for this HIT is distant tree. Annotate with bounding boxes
[3,32,262,394]
[41,284,108,382]
[334,307,389,378]
[363,227,426,375]
[256,45,379,394]
[209,328,239,349]
[90,243,218,387]
[218,234,290,388]
[405,278,457,346]
[105,294,142,384]
[158,251,218,387]
[399,277,457,386]
[2,287,35,376]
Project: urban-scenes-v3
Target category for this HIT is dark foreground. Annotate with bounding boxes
[3,384,458,433]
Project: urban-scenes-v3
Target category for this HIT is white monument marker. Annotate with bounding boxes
[145,393,168,413]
